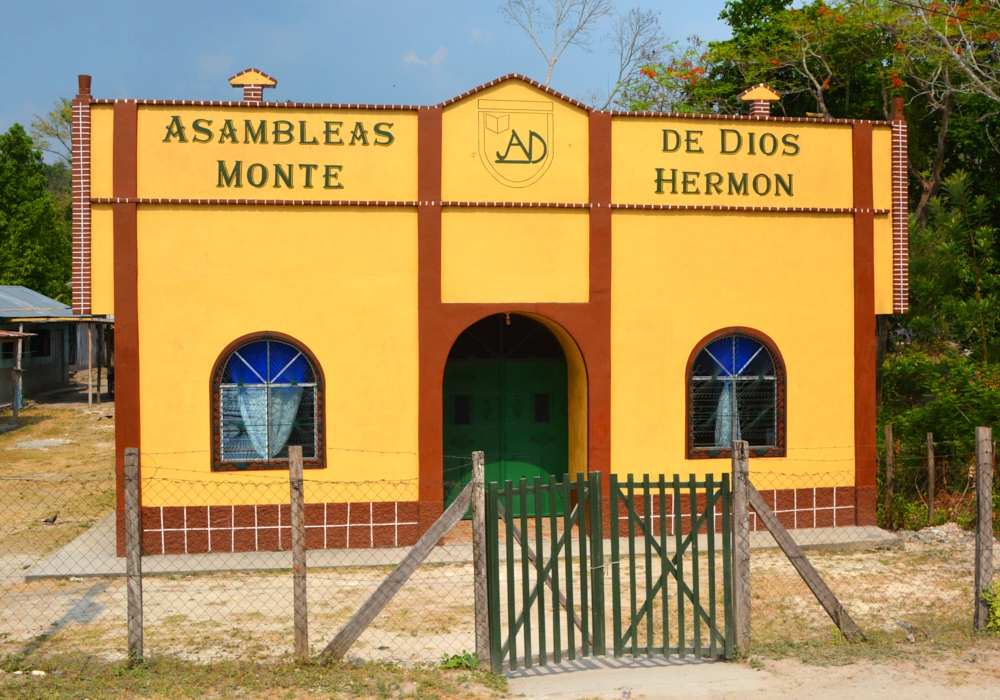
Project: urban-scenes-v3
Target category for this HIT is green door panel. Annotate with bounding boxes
[443,315,571,517]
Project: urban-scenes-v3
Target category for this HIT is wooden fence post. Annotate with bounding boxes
[884,424,894,529]
[926,433,935,525]
[731,440,751,652]
[289,445,309,662]
[87,324,93,407]
[974,427,994,632]
[11,330,22,426]
[470,451,490,668]
[124,447,143,663]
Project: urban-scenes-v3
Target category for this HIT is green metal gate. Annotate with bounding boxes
[485,471,733,672]
[609,474,732,661]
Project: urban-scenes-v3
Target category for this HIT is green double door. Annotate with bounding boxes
[443,315,569,516]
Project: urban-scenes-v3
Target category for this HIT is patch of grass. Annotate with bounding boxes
[0,655,508,700]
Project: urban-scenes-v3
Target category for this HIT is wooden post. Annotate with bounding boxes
[974,427,994,632]
[470,450,491,668]
[289,445,309,662]
[87,324,93,407]
[11,328,22,426]
[731,439,751,652]
[884,424,894,530]
[95,324,102,404]
[124,447,143,662]
[926,433,935,525]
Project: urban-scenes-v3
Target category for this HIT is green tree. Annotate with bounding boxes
[0,124,71,303]
[908,171,1000,365]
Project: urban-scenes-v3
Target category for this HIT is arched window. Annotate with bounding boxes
[687,329,785,459]
[211,333,324,471]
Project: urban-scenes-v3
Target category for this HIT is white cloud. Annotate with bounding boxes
[403,51,427,66]
[469,27,491,44]
[429,47,449,70]
[403,47,448,71]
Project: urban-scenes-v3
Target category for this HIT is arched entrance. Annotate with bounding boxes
[443,313,569,515]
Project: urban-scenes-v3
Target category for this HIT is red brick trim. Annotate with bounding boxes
[608,111,892,125]
[140,500,420,554]
[91,198,420,207]
[612,204,890,214]
[72,76,92,315]
[442,201,592,209]
[437,74,592,110]
[891,98,909,314]
[87,197,891,215]
[90,99,420,110]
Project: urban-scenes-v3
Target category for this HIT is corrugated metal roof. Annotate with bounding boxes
[0,286,73,319]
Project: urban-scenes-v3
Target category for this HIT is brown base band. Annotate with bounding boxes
[140,501,423,554]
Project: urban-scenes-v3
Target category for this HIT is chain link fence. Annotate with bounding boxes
[0,451,994,669]
[745,462,996,653]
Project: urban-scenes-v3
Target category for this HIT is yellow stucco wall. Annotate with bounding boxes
[90,105,114,199]
[611,210,856,489]
[136,205,419,506]
[441,82,589,203]
[874,214,893,314]
[135,107,418,200]
[612,117,854,209]
[90,204,114,314]
[872,126,892,212]
[81,78,907,503]
[441,209,589,303]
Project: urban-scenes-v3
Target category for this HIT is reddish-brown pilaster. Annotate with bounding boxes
[113,101,140,555]
[853,122,878,525]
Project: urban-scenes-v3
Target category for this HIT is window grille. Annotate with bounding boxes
[688,330,785,458]
[212,334,324,471]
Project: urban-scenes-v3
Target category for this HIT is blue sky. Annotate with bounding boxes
[2,1,730,139]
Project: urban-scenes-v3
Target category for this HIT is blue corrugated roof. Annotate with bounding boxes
[0,286,72,319]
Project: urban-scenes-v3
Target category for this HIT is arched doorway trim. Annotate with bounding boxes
[519,312,589,479]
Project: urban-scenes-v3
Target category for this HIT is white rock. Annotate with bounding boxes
[31,670,46,676]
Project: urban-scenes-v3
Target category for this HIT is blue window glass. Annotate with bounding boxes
[689,333,784,456]
[215,337,320,469]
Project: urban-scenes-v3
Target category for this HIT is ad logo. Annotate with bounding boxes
[478,99,554,188]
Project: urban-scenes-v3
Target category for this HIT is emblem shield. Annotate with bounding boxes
[478,99,554,188]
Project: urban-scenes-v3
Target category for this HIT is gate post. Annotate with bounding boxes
[485,479,503,672]
[124,447,143,664]
[974,428,994,632]
[588,470,606,655]
[470,451,492,668]
[731,440,751,652]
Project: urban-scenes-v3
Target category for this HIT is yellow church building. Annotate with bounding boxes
[69,70,906,553]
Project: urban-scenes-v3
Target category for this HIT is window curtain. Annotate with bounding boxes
[235,385,303,459]
[227,340,308,460]
[714,380,741,447]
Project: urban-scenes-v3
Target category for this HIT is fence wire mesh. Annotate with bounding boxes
[746,465,996,652]
[0,452,994,670]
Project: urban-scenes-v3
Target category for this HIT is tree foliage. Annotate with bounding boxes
[0,124,71,303]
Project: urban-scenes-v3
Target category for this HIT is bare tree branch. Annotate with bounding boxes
[30,98,73,165]
[500,0,614,85]
[595,8,663,109]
